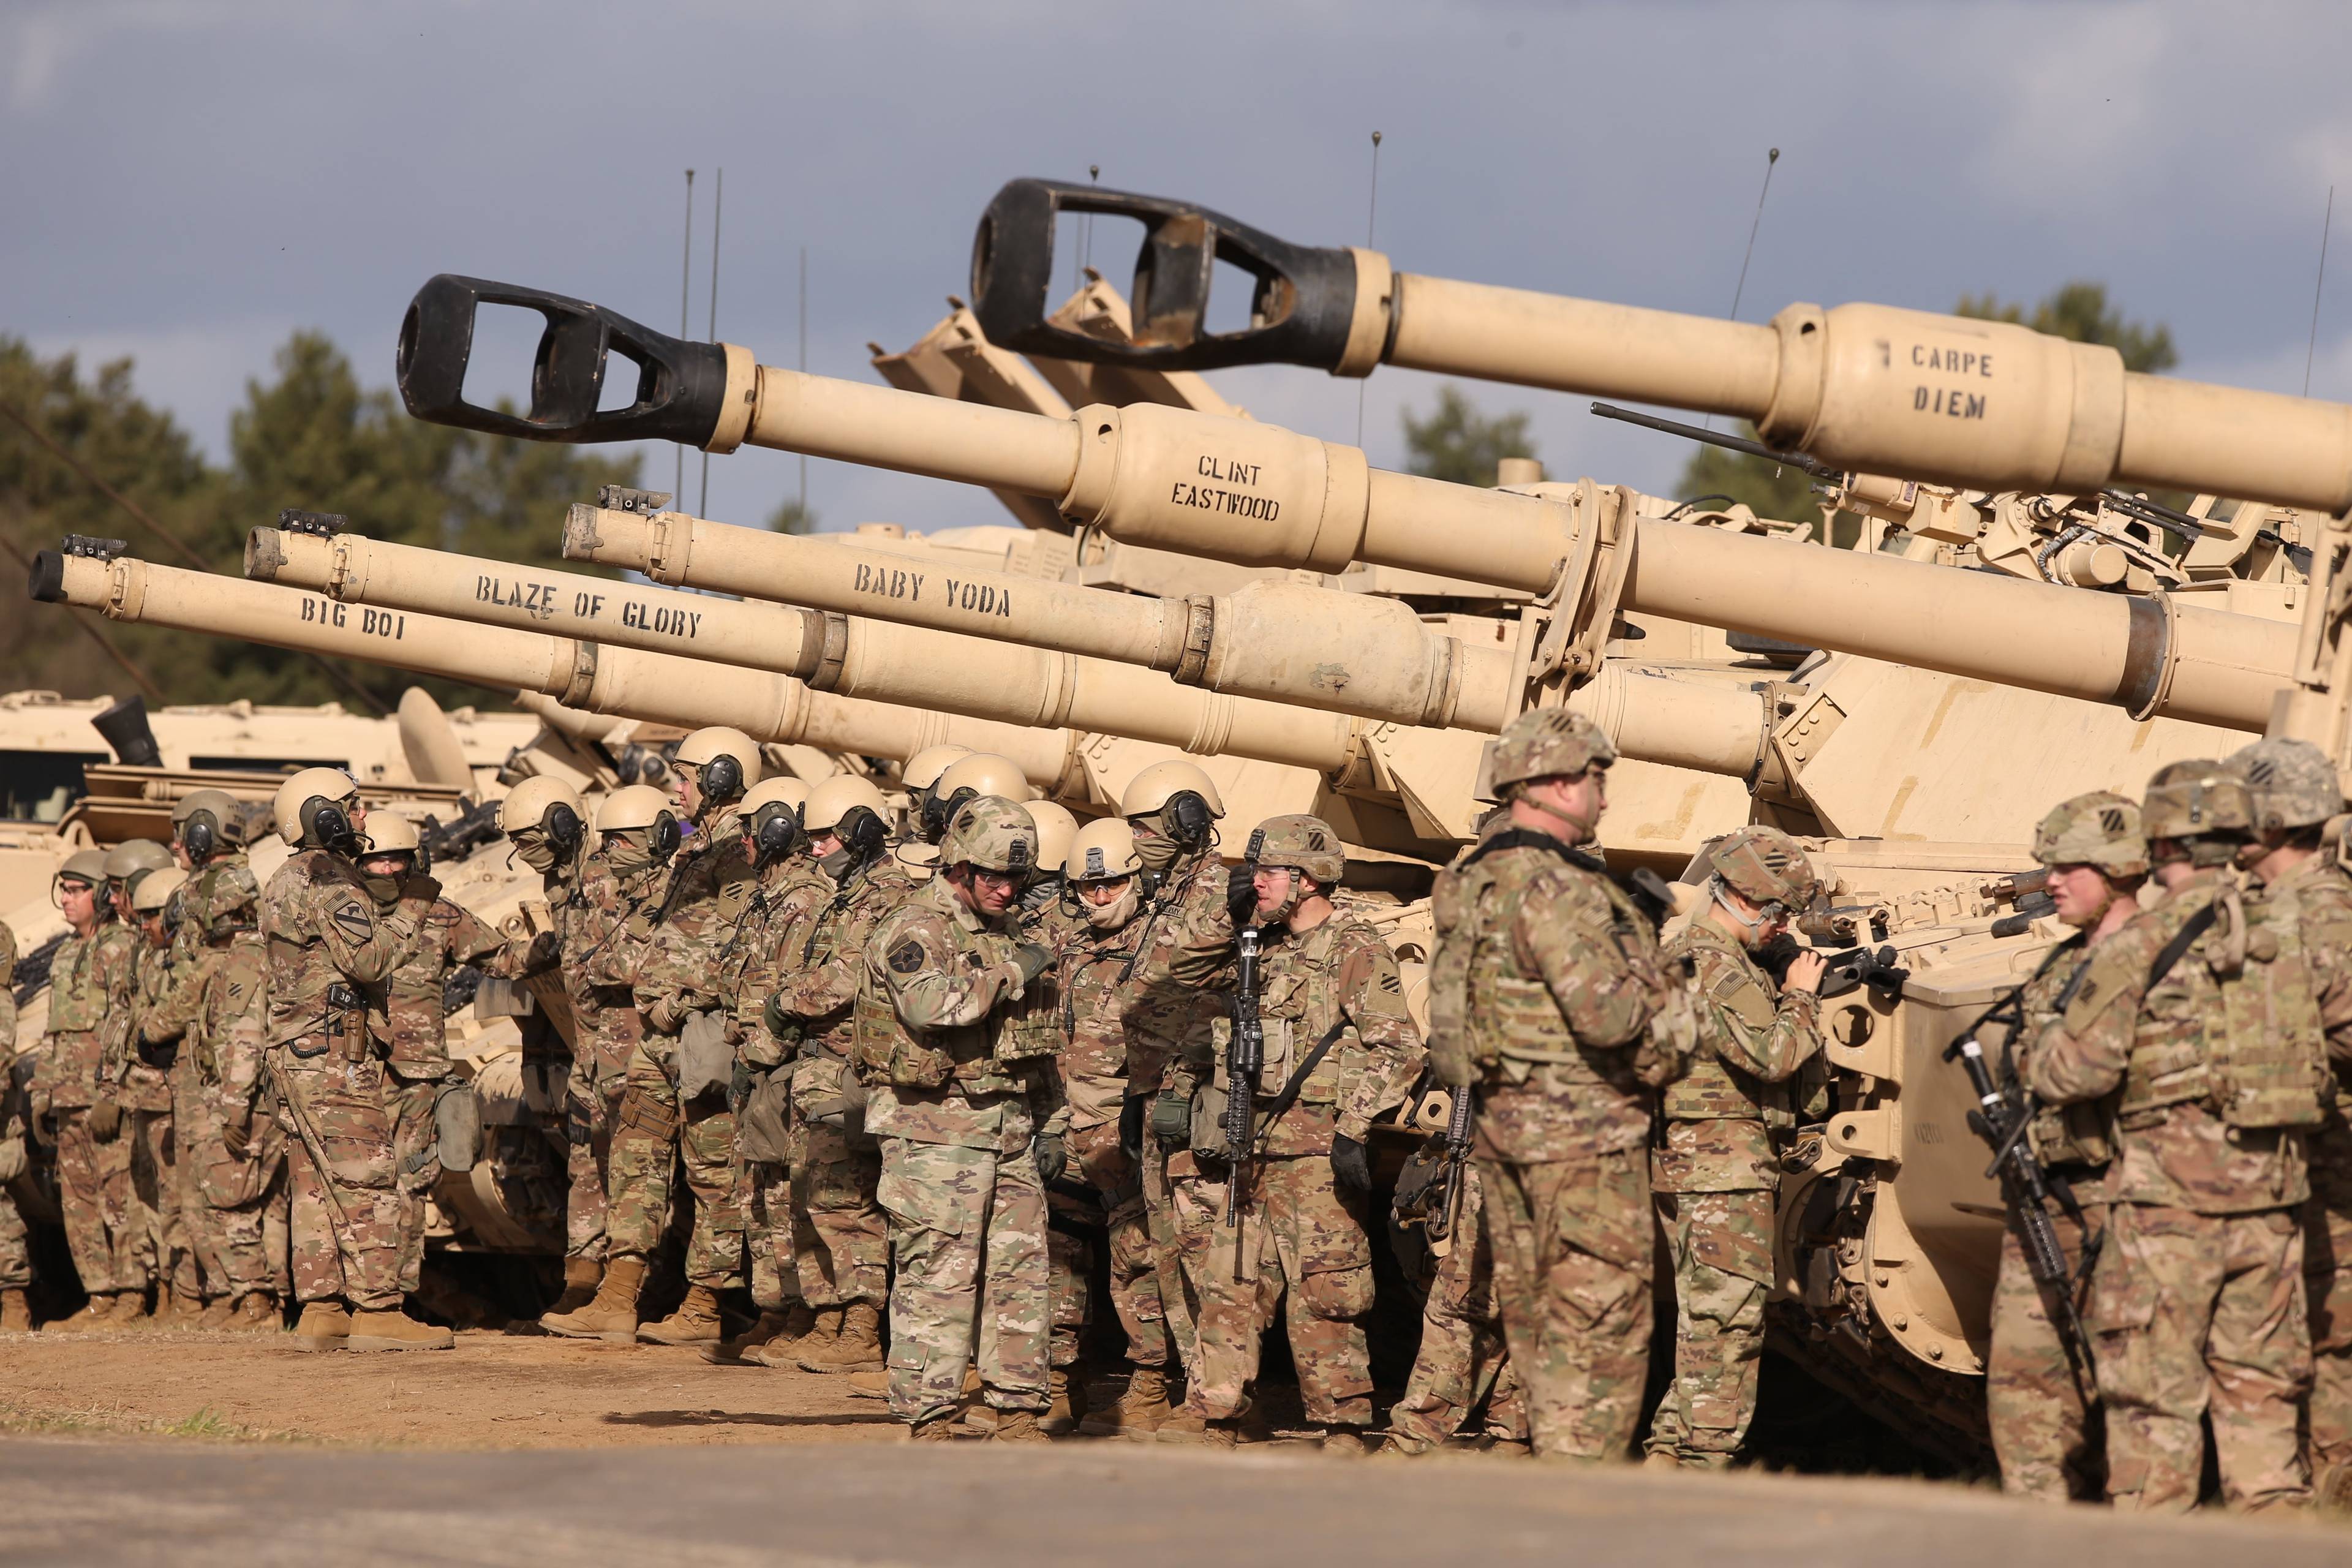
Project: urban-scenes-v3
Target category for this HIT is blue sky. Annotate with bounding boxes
[10,0,2351,538]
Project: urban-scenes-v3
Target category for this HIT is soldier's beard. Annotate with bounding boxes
[1083,884,1139,930]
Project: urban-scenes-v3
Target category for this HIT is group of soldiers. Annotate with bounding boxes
[1,705,2346,1504]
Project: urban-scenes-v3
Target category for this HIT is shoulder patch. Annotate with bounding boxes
[331,902,374,943]
[888,939,926,975]
[1376,970,1401,994]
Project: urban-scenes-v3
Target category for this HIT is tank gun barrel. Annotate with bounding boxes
[1588,401,1844,483]
[26,541,1080,791]
[959,178,2352,514]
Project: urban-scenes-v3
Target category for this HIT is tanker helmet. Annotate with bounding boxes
[274,766,363,850]
[497,775,586,853]
[104,838,174,884]
[1488,708,1616,793]
[2031,791,2148,876]
[594,783,684,861]
[2141,759,2255,843]
[130,865,188,916]
[1120,760,1223,852]
[744,776,811,864]
[938,797,1039,876]
[1252,813,1347,886]
[1707,826,1822,912]
[58,849,108,889]
[805,775,890,862]
[1068,818,1144,883]
[363,813,422,857]
[674,726,762,802]
[926,752,1033,842]
[903,744,972,793]
[2230,738,2344,832]
[1023,800,1077,876]
[170,787,243,864]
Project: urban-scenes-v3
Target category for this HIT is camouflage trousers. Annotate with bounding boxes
[126,1107,176,1297]
[0,1168,30,1291]
[1477,1145,1655,1461]
[1645,1186,1774,1468]
[386,1074,442,1297]
[1046,1115,1166,1370]
[192,1087,289,1301]
[1173,1151,1378,1428]
[565,1067,620,1263]
[785,1054,886,1309]
[167,1068,228,1302]
[606,1034,745,1287]
[878,1135,1050,1425]
[2304,1115,2352,1485]
[2089,1200,2311,1512]
[271,1046,405,1311]
[1142,1095,1202,1376]
[53,1104,139,1297]
[1988,1191,2106,1501]
[747,1162,800,1312]
[1389,1164,1528,1452]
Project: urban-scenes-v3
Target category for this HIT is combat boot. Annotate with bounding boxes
[796,1300,882,1371]
[1321,1425,1370,1457]
[540,1254,644,1343]
[108,1289,151,1327]
[348,1307,455,1352]
[1041,1368,1086,1436]
[162,1287,206,1330]
[1156,1409,1240,1449]
[990,1408,1050,1444]
[903,1414,961,1443]
[545,1257,601,1317]
[290,1299,351,1352]
[637,1283,725,1346]
[0,1288,29,1332]
[47,1294,113,1333]
[1078,1364,1174,1439]
[747,1300,820,1368]
[2319,1459,2352,1516]
[197,1297,235,1330]
[225,1293,281,1333]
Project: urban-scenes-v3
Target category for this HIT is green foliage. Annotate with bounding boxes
[1,331,638,710]
[1677,281,2180,515]
[1401,385,1536,486]
[765,497,818,535]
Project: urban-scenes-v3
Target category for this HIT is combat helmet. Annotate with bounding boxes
[56,848,107,891]
[1488,707,1616,793]
[744,776,810,864]
[1707,826,1822,913]
[1251,813,1347,886]
[104,838,174,891]
[938,796,1039,876]
[674,726,763,804]
[925,752,1032,842]
[170,788,244,864]
[274,766,363,850]
[1067,818,1143,883]
[497,775,586,852]
[2031,791,2148,877]
[129,865,187,918]
[2142,759,2255,867]
[902,744,971,794]
[2230,739,2344,833]
[594,783,684,863]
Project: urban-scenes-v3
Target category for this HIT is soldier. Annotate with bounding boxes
[616,726,764,1346]
[859,796,1063,1441]
[1644,827,1826,1470]
[1019,801,1077,928]
[1983,793,2146,1501]
[483,777,602,1314]
[1042,820,1175,1438]
[761,774,915,1373]
[721,775,831,1361]
[258,767,451,1352]
[2030,759,2320,1512]
[900,744,971,843]
[1157,813,1422,1452]
[2226,741,2352,1509]
[121,865,202,1324]
[33,848,143,1330]
[921,752,1031,848]
[103,839,176,1319]
[542,784,680,1341]
[1117,760,1238,1388]
[1423,708,1693,1461]
[353,814,504,1295]
[1382,1123,1529,1457]
[0,911,28,1331]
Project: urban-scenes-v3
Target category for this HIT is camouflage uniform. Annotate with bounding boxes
[35,915,142,1298]
[1642,905,1820,1465]
[2030,864,2316,1512]
[612,805,753,1289]
[770,853,918,1313]
[725,850,831,1313]
[258,848,404,1310]
[860,854,1064,1427]
[1385,1162,1529,1453]
[558,848,659,1263]
[1425,710,1692,1462]
[1171,899,1422,1431]
[116,935,193,1302]
[371,876,502,1294]
[2297,852,2352,1489]
[0,918,31,1296]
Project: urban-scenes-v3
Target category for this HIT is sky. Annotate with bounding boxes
[10,0,2352,542]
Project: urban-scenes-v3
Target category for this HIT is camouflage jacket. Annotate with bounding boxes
[771,853,920,1059]
[189,932,270,1106]
[1229,911,1423,1158]
[371,876,503,1079]
[2029,868,2309,1215]
[634,804,758,1032]
[37,919,138,1106]
[141,853,264,1079]
[1118,851,1238,1093]
[258,848,401,1050]
[564,850,661,1077]
[0,918,15,1074]
[722,854,832,1069]
[2280,856,2352,1263]
[1054,904,1152,1131]
[1427,828,1688,1162]
[858,877,1063,1154]
[114,938,189,1112]
[2004,929,2119,1186]
[1654,918,1824,1194]
[186,853,260,940]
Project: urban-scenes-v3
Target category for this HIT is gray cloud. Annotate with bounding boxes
[8,0,2351,540]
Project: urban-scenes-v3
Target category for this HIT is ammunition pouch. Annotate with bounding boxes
[803,1075,869,1135]
[675,1009,735,1103]
[614,1084,678,1144]
[734,1068,794,1164]
[993,980,1064,1065]
[135,1033,179,1072]
[1187,1080,1231,1161]
[434,1080,481,1174]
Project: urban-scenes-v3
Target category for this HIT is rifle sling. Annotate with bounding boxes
[1250,1019,1351,1129]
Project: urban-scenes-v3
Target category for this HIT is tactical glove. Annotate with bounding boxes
[728,1059,757,1115]
[86,1098,123,1142]
[1226,866,1259,930]
[1010,943,1056,988]
[1329,1133,1373,1194]
[1031,1130,1068,1185]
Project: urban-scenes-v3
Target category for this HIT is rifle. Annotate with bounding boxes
[418,797,504,869]
[11,933,66,1008]
[1425,1082,1476,1246]
[1943,992,2097,1385]
[1222,921,1264,1231]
